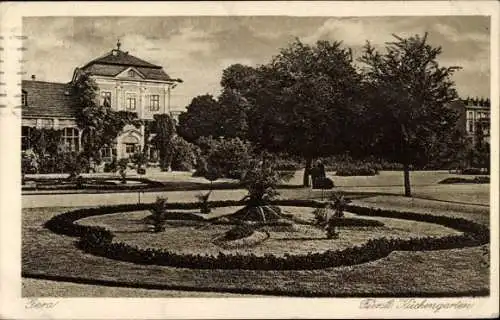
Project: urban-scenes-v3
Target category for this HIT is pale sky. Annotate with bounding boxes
[23,16,490,111]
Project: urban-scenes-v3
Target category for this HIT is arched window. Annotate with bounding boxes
[63,127,79,152]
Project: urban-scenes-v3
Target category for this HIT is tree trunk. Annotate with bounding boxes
[303,156,313,187]
[403,162,412,197]
[400,124,412,197]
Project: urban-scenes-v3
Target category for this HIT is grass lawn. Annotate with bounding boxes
[22,278,267,297]
[22,202,489,297]
[284,170,490,206]
[353,195,490,226]
[22,170,490,209]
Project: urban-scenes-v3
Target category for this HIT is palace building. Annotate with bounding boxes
[448,97,491,146]
[21,41,182,161]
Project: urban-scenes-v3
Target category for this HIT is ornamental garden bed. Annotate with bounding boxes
[22,177,164,191]
[43,199,489,271]
[76,207,462,257]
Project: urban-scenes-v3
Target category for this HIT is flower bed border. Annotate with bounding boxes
[44,199,489,271]
[23,177,165,191]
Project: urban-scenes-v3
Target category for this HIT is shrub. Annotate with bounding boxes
[321,155,402,172]
[131,152,148,172]
[21,150,39,174]
[461,168,487,175]
[335,164,379,176]
[104,159,117,173]
[195,136,254,179]
[149,197,168,232]
[170,136,199,171]
[328,193,350,218]
[312,207,328,226]
[326,219,339,239]
[65,152,89,179]
[117,159,128,183]
[439,176,490,184]
[240,157,287,207]
[274,157,302,171]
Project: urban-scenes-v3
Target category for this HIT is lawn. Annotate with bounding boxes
[22,278,266,297]
[284,170,490,206]
[22,170,490,209]
[22,201,489,297]
[353,196,490,226]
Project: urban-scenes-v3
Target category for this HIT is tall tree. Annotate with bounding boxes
[177,94,223,142]
[359,33,462,196]
[151,113,176,171]
[246,39,363,186]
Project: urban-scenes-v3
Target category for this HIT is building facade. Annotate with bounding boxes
[22,42,182,161]
[448,97,490,146]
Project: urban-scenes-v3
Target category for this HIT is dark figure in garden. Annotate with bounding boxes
[317,160,326,178]
[311,160,334,191]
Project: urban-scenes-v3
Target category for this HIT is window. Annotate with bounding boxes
[126,95,136,111]
[128,70,136,77]
[101,91,112,106]
[22,92,27,106]
[62,127,79,152]
[101,144,117,160]
[22,126,32,150]
[467,121,474,133]
[150,95,160,111]
[125,143,137,154]
[467,111,473,120]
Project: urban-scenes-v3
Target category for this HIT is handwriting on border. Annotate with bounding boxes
[360,298,475,313]
[25,298,59,309]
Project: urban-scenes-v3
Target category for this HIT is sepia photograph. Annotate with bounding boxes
[1,1,498,319]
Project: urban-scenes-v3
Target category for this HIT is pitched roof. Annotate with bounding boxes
[83,49,160,69]
[22,80,78,118]
[82,63,172,81]
[80,49,173,81]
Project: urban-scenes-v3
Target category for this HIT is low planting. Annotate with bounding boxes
[438,176,490,184]
[321,156,402,172]
[23,177,165,191]
[44,199,489,271]
[335,164,379,176]
[460,168,489,175]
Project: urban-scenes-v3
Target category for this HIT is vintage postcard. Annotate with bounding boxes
[0,1,498,319]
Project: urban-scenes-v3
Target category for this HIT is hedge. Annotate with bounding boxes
[438,177,490,184]
[336,166,379,176]
[44,200,489,271]
[23,177,165,191]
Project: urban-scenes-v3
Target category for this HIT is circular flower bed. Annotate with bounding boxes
[44,200,489,270]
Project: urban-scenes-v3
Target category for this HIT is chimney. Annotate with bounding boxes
[31,75,36,80]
